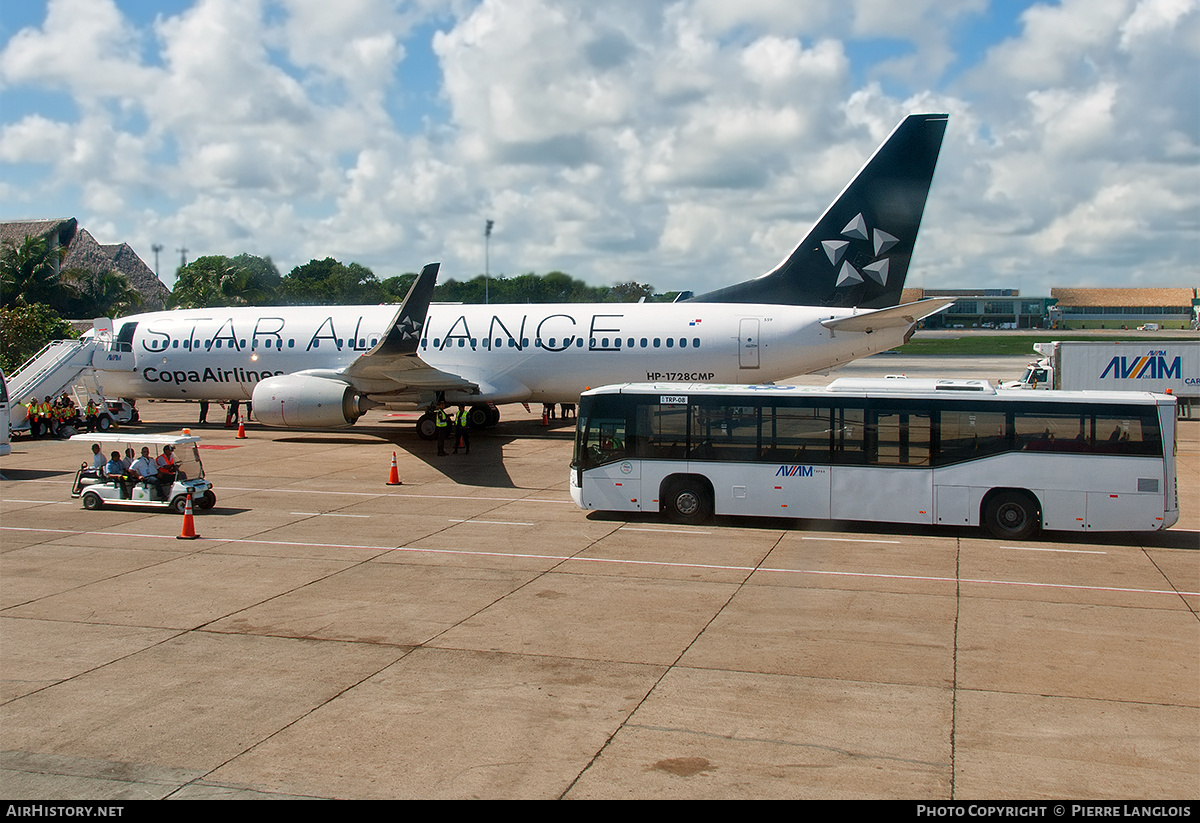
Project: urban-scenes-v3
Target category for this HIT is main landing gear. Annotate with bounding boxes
[416,403,499,440]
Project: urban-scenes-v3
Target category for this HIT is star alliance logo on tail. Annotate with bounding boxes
[822,212,900,290]
[395,315,422,343]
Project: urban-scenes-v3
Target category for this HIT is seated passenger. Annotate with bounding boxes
[105,451,130,498]
[129,447,165,500]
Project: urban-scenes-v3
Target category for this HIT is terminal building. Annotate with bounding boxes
[911,287,1198,330]
[1048,288,1198,330]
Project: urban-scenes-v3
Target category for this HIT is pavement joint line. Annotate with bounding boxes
[800,536,901,544]
[621,527,712,534]
[220,485,572,505]
[10,479,571,505]
[1001,546,1107,554]
[448,519,536,526]
[290,512,371,518]
[3,525,1197,598]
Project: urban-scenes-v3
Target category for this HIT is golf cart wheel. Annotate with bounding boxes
[82,491,104,510]
[170,496,189,515]
[196,491,216,510]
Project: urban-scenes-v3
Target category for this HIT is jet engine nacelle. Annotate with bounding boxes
[252,374,364,428]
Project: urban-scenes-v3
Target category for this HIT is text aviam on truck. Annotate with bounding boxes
[1004,340,1199,417]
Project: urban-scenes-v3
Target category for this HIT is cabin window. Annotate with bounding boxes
[653,338,661,348]
[666,338,674,348]
[693,338,700,348]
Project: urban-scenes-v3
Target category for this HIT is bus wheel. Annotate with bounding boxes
[665,479,712,524]
[984,490,1040,540]
[82,491,103,510]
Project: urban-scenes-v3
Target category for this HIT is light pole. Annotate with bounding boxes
[151,243,163,279]
[484,219,494,304]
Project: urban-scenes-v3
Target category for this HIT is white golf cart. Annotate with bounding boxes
[69,433,216,513]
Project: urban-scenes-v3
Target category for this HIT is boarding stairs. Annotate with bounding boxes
[7,319,134,433]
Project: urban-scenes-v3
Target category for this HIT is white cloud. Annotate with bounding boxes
[0,0,158,98]
[0,0,1195,296]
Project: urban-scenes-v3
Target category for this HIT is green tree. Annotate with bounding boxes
[604,281,657,303]
[168,256,236,308]
[0,234,69,309]
[228,254,281,305]
[168,254,280,309]
[279,258,386,305]
[382,273,419,301]
[0,303,79,373]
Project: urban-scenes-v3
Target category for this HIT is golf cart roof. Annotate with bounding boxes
[70,433,202,447]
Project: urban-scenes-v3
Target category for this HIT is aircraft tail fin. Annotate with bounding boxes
[686,113,948,309]
[361,262,439,360]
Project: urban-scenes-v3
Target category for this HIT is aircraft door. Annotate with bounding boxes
[115,322,137,352]
[739,318,760,369]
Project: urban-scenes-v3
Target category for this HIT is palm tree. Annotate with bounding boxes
[218,265,269,306]
[0,234,68,308]
[63,268,143,317]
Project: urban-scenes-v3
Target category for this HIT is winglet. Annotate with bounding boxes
[367,262,439,358]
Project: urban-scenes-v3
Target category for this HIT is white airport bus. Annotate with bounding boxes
[570,379,1179,538]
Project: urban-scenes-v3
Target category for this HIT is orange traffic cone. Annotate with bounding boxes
[177,492,199,540]
[386,451,402,485]
[541,407,549,426]
[236,414,246,439]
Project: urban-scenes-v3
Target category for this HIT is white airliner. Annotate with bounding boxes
[100,114,952,436]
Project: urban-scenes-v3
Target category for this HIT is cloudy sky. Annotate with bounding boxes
[1,0,1196,298]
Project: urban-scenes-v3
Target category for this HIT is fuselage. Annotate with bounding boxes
[99,302,905,407]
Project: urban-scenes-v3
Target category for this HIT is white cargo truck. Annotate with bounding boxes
[1004,340,1199,416]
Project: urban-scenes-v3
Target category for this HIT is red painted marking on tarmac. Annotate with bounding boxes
[197,445,243,450]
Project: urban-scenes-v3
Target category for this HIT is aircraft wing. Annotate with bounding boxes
[820,298,955,334]
[342,262,478,394]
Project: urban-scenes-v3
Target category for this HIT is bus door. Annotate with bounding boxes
[738,318,760,369]
[578,412,641,513]
[831,409,934,525]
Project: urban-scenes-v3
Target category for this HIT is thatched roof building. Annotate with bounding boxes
[0,218,169,312]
